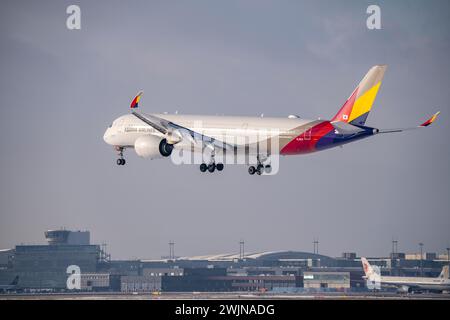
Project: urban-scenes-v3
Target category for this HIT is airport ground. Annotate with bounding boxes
[1,291,450,300]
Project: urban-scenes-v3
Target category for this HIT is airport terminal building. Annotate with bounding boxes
[0,230,449,293]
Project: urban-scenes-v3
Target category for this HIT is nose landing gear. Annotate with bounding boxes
[115,147,126,166]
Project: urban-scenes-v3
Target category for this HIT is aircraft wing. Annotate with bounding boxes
[131,111,234,151]
[132,112,171,135]
[378,111,440,134]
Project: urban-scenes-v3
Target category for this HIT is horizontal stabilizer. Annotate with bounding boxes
[331,121,366,135]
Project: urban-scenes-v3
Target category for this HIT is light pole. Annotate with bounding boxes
[239,240,245,260]
[313,238,319,255]
[446,247,450,270]
[419,242,424,277]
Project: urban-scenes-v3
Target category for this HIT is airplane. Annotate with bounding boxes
[0,275,19,293]
[361,257,450,293]
[103,65,440,175]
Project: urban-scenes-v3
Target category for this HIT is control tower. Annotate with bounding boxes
[44,230,90,245]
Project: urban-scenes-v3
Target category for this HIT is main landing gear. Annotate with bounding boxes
[248,155,271,175]
[116,147,126,166]
[248,164,271,175]
[199,152,224,173]
[199,162,224,173]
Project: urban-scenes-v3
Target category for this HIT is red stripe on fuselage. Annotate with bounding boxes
[280,121,335,155]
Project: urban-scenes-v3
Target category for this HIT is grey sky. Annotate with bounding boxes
[0,0,449,259]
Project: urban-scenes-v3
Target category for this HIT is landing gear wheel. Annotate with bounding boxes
[264,165,271,174]
[256,164,264,175]
[216,163,224,171]
[115,147,126,165]
[208,163,216,173]
[248,166,256,175]
[200,163,207,172]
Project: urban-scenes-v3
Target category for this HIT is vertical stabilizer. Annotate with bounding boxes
[438,265,449,279]
[332,65,387,126]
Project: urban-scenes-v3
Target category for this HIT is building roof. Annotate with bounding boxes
[178,250,332,262]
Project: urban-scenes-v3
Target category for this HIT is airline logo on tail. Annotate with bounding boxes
[332,65,387,126]
[361,257,375,276]
[438,265,449,280]
[361,257,381,289]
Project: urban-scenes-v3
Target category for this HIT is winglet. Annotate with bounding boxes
[420,111,440,127]
[130,91,143,109]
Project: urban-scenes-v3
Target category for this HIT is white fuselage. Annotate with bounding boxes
[103,113,314,153]
[378,275,450,291]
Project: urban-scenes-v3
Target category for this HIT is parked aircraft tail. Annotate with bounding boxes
[361,257,378,278]
[438,266,449,279]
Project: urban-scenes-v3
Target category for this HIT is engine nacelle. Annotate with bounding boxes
[398,285,410,294]
[134,135,165,159]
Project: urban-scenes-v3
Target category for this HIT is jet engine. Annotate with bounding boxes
[398,285,410,294]
[134,135,172,159]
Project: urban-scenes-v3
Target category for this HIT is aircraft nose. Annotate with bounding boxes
[103,128,112,144]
